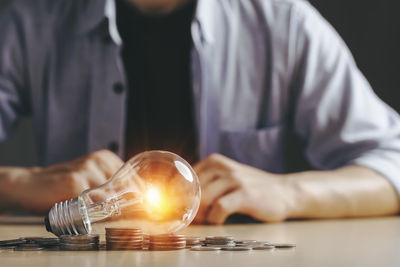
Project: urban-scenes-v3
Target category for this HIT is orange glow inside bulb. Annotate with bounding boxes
[144,186,172,220]
[146,187,161,207]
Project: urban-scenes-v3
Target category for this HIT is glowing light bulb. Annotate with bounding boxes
[45,151,201,236]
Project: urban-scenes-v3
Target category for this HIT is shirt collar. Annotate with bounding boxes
[77,0,213,45]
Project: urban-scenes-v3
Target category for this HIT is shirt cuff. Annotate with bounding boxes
[349,153,400,197]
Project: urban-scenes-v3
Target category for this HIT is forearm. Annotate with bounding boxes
[286,165,400,219]
[0,167,31,212]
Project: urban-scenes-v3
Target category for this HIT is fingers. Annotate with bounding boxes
[194,154,242,224]
[196,176,239,223]
[83,160,109,188]
[88,150,124,178]
[194,154,235,179]
[206,190,245,225]
[194,154,238,192]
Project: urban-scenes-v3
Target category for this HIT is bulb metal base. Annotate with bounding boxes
[45,198,88,236]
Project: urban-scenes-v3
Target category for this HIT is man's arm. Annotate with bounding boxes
[0,167,31,211]
[194,154,399,224]
[0,150,123,214]
[287,165,399,219]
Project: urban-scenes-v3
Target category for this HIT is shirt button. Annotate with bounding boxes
[108,142,119,153]
[113,83,124,94]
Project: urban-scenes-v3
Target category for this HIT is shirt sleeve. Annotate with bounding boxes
[290,1,400,194]
[0,4,30,141]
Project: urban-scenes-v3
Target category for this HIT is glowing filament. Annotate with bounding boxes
[146,187,161,208]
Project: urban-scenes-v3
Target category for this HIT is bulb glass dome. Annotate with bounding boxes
[45,151,201,236]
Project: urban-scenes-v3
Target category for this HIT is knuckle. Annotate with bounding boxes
[90,149,112,160]
[80,159,93,170]
[208,153,223,163]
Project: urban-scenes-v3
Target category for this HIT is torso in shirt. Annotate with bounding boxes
[116,0,198,164]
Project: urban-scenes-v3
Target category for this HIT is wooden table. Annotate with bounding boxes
[1,217,399,267]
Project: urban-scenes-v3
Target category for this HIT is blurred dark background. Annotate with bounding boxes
[0,0,399,166]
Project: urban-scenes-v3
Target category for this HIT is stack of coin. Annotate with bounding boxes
[105,228,143,250]
[148,234,186,250]
[204,236,236,248]
[30,237,60,249]
[142,234,150,250]
[185,236,202,248]
[60,235,99,251]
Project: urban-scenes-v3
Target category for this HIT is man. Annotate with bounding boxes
[0,0,399,224]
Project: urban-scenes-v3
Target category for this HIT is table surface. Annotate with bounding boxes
[0,216,399,267]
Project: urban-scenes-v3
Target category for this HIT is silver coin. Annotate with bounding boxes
[235,240,257,244]
[14,247,44,251]
[17,243,42,248]
[252,245,275,250]
[205,244,236,248]
[61,242,98,247]
[272,243,296,248]
[44,247,61,251]
[221,247,253,251]
[205,236,234,241]
[61,246,98,251]
[33,238,60,247]
[190,246,221,251]
[0,246,17,250]
[0,239,27,246]
[236,241,264,247]
[60,235,99,242]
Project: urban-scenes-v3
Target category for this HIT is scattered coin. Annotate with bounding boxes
[205,243,236,248]
[205,236,234,242]
[59,234,99,251]
[33,238,60,247]
[190,246,221,251]
[0,239,26,247]
[272,243,296,248]
[14,247,44,251]
[252,245,275,250]
[0,246,17,251]
[0,231,296,253]
[60,235,99,243]
[235,240,258,244]
[222,246,253,251]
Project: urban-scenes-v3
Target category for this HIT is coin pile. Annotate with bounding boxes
[203,236,236,248]
[105,228,143,250]
[0,234,295,252]
[0,237,60,251]
[148,234,186,250]
[185,236,202,248]
[189,236,296,251]
[60,234,99,251]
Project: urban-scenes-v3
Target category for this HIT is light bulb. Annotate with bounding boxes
[44,151,201,236]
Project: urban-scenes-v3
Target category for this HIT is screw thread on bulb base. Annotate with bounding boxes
[46,198,88,236]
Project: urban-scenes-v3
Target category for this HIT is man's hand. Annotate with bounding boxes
[193,154,295,225]
[193,154,400,225]
[13,150,123,214]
